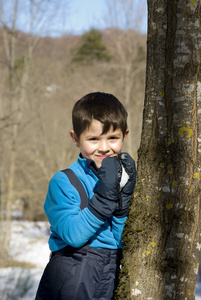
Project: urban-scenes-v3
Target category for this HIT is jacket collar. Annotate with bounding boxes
[78,153,99,177]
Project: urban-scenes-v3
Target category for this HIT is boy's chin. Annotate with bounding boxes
[95,161,102,169]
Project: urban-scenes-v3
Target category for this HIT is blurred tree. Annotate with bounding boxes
[105,0,147,158]
[116,0,201,299]
[0,0,70,261]
[0,8,33,261]
[71,29,111,63]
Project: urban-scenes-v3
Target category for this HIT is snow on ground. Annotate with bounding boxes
[0,221,50,300]
[0,220,201,299]
[9,221,50,268]
[0,267,44,300]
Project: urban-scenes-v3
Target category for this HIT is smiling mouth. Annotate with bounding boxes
[96,155,111,160]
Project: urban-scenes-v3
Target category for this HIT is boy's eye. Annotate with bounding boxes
[89,137,98,141]
[109,136,118,140]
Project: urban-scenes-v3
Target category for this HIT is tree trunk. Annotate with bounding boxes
[117,0,201,299]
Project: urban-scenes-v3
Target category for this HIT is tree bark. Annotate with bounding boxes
[117,0,201,299]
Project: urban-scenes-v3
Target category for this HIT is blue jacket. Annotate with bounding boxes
[44,154,127,252]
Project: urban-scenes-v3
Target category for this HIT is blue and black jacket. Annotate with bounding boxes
[44,154,127,252]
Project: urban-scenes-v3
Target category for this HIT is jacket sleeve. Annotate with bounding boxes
[111,215,127,248]
[44,172,104,248]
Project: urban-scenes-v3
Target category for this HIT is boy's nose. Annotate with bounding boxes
[99,140,109,152]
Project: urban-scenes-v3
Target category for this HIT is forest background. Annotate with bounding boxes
[0,0,147,223]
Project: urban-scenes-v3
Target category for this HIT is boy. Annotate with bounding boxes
[35,92,136,300]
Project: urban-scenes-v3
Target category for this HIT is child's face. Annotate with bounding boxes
[70,119,128,168]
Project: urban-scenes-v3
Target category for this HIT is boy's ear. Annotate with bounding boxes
[123,129,129,141]
[70,130,80,147]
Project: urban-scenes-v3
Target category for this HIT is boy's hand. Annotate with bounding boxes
[114,153,136,218]
[88,156,122,221]
[97,156,122,201]
[118,152,136,195]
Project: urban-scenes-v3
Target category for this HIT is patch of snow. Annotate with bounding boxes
[0,267,43,300]
[9,220,50,268]
[0,221,50,300]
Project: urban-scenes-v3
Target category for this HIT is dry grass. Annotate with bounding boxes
[0,259,37,269]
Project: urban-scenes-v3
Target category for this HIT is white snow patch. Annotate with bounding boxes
[9,220,50,268]
[0,221,50,300]
[0,267,43,300]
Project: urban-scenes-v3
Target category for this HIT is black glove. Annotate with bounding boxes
[114,153,136,218]
[88,156,122,221]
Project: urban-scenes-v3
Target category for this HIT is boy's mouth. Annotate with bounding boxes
[96,155,112,160]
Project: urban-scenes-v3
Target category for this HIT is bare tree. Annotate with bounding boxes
[105,0,147,157]
[0,0,70,260]
[0,0,33,260]
[116,0,201,299]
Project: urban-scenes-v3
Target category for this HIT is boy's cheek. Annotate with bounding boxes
[115,142,124,154]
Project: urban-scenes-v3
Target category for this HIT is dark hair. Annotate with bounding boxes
[72,92,128,139]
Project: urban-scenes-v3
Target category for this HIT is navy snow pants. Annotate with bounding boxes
[35,247,122,300]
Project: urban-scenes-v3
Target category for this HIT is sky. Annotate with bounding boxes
[51,0,147,36]
[1,0,147,37]
[64,0,109,35]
